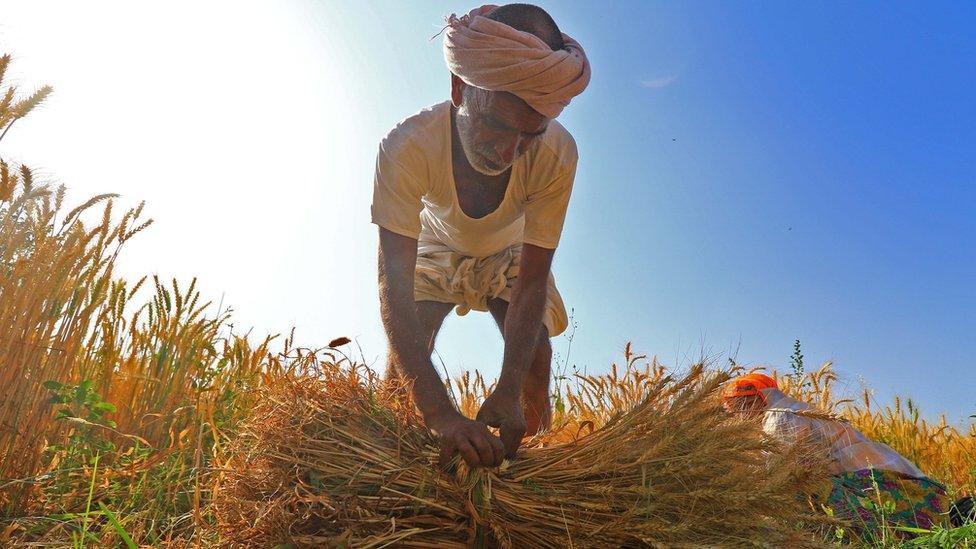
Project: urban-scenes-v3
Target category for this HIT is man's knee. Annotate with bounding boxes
[385,345,403,378]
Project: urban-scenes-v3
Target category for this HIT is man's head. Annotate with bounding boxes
[445,4,589,175]
[447,4,577,176]
[722,373,777,417]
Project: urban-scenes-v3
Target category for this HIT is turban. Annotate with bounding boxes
[722,373,778,405]
[442,4,591,118]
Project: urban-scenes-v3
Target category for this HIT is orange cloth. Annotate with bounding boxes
[442,4,591,118]
[723,373,778,402]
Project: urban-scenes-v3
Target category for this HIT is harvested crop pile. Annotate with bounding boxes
[212,363,829,548]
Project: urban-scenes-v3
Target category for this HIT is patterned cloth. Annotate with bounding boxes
[811,468,950,536]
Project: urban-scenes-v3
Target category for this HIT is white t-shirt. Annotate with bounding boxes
[371,101,578,258]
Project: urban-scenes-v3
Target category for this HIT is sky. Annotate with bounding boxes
[2,1,973,421]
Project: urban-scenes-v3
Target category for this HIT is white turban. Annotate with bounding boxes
[442,4,591,118]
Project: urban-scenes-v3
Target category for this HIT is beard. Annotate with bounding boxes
[455,108,511,176]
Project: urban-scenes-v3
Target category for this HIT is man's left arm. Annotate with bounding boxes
[476,243,553,456]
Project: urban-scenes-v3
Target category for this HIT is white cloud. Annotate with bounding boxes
[640,74,679,89]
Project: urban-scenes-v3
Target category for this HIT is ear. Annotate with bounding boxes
[451,74,465,108]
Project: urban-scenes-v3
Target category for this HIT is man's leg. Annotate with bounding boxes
[486,297,552,435]
[386,300,455,382]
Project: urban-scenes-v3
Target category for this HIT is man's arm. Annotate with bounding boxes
[378,227,504,468]
[476,243,554,456]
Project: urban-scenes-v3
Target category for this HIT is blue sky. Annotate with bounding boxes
[3,1,973,421]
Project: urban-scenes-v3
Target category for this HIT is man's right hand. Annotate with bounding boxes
[428,411,506,469]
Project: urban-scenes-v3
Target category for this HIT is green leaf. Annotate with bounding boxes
[97,502,137,549]
[554,396,565,414]
[893,526,932,534]
[75,379,93,403]
[42,380,63,391]
[92,402,117,413]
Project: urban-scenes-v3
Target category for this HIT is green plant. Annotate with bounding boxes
[73,451,99,549]
[98,501,138,549]
[898,523,976,548]
[790,339,810,389]
[43,379,118,466]
[550,308,578,416]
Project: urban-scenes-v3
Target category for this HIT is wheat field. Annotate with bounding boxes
[1,53,974,547]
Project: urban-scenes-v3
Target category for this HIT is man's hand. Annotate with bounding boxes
[428,410,505,469]
[476,389,527,459]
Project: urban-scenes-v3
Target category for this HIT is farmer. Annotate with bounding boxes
[723,374,953,533]
[371,4,590,469]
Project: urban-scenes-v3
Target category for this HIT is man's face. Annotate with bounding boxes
[455,86,551,176]
[723,394,767,417]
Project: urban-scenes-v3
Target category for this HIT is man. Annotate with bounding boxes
[722,374,955,534]
[370,4,590,469]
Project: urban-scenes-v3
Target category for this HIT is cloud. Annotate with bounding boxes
[639,74,679,89]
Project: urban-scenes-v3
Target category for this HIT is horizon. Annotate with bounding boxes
[2,1,973,422]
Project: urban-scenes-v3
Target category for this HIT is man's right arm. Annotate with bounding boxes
[377,227,504,468]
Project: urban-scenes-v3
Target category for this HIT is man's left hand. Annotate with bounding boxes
[476,389,526,459]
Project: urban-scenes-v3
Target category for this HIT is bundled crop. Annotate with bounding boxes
[213,360,830,548]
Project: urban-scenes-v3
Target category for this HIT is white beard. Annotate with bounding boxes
[455,108,510,176]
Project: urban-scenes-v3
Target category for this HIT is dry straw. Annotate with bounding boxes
[213,361,831,548]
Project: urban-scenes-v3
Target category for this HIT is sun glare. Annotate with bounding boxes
[2,1,371,339]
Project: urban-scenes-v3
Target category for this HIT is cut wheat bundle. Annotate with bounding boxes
[212,363,830,548]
